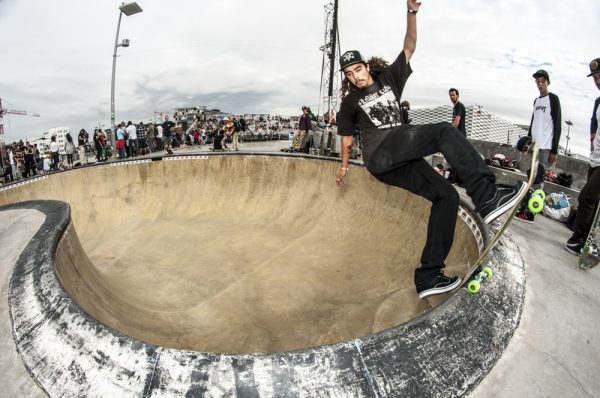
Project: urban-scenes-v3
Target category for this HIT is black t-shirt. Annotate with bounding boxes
[78,132,86,146]
[162,121,175,137]
[337,51,412,167]
[453,101,466,135]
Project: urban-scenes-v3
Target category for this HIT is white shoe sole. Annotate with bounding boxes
[483,182,528,224]
[564,245,581,256]
[418,277,462,299]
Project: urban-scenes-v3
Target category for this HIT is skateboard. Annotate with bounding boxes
[578,202,600,270]
[465,143,540,293]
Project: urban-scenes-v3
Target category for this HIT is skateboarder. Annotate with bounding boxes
[335,0,526,299]
[565,57,600,255]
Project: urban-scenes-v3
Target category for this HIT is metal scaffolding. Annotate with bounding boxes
[318,0,341,119]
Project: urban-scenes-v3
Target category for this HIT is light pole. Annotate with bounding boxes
[110,2,143,150]
[565,120,573,155]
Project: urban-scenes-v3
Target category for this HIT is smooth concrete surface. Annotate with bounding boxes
[2,141,597,397]
[0,209,46,398]
[2,200,519,397]
[471,214,600,397]
[0,153,481,354]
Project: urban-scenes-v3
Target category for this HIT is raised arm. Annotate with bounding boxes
[404,0,421,62]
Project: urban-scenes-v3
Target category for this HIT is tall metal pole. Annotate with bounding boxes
[326,0,339,114]
[565,120,573,154]
[110,11,124,150]
[0,98,5,168]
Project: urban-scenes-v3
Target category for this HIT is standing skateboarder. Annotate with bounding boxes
[565,57,600,255]
[335,0,526,299]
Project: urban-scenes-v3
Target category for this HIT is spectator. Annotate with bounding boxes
[156,123,164,151]
[34,144,42,173]
[516,69,562,223]
[293,106,312,152]
[222,117,236,151]
[529,69,562,173]
[49,136,60,170]
[310,116,326,155]
[64,133,75,168]
[116,123,127,160]
[93,129,103,162]
[8,146,16,180]
[400,100,411,124]
[137,122,148,156]
[147,121,156,153]
[126,121,137,157]
[1,162,13,183]
[565,58,600,255]
[213,125,225,151]
[162,115,175,155]
[24,146,36,177]
[78,129,88,165]
[42,153,52,174]
[13,144,25,179]
[99,129,108,159]
[449,88,466,136]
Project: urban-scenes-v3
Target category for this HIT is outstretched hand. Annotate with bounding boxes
[407,0,421,11]
[336,167,348,188]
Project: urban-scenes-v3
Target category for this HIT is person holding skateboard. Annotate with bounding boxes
[335,0,526,299]
[515,69,562,223]
[565,58,600,256]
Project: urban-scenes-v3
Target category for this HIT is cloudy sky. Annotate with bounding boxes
[1,0,599,156]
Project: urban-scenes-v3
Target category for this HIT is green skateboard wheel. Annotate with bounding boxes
[528,196,544,213]
[533,189,545,202]
[482,266,493,280]
[468,280,480,294]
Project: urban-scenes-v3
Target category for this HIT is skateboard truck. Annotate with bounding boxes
[467,266,493,294]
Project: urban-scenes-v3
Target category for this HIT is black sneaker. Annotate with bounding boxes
[565,234,583,256]
[479,181,528,224]
[514,208,535,224]
[416,272,462,299]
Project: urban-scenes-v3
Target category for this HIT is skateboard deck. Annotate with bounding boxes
[578,201,600,270]
[464,143,540,293]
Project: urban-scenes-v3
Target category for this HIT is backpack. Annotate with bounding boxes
[516,136,532,152]
[234,118,247,132]
[557,173,573,188]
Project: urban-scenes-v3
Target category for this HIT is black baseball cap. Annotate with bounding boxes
[339,50,366,71]
[588,58,600,77]
[532,69,550,81]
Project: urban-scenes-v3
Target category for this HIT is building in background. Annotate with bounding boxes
[410,105,528,146]
[45,127,71,155]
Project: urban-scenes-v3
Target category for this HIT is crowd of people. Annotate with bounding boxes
[0,115,300,183]
[0,133,82,183]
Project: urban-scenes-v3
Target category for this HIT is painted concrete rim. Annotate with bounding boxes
[5,153,526,397]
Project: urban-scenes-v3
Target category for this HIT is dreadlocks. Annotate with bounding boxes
[340,56,390,98]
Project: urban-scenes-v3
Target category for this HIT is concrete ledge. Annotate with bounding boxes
[5,193,525,397]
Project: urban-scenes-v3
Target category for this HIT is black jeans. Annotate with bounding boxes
[368,122,496,286]
[574,166,600,238]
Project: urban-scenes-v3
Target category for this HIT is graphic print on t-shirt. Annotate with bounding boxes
[358,86,402,129]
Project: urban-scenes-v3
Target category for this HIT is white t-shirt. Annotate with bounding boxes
[156,125,163,138]
[590,105,600,167]
[49,142,59,153]
[530,95,554,150]
[126,124,137,140]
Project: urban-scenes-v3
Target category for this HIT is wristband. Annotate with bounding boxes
[408,9,418,14]
[340,167,349,171]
